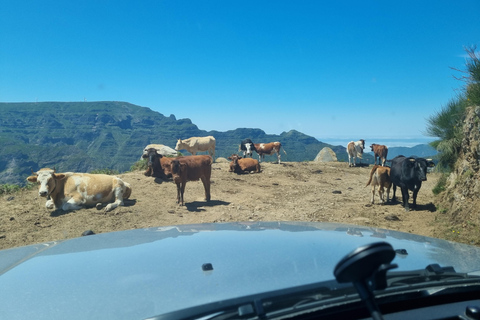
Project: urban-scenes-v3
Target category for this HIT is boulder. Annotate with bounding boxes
[314,147,338,162]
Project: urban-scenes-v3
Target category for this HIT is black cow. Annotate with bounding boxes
[390,155,435,211]
[239,139,256,157]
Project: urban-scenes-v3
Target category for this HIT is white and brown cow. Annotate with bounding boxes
[366,165,392,204]
[347,139,365,167]
[254,142,286,164]
[27,168,132,212]
[171,155,212,206]
[370,144,388,166]
[228,154,261,174]
[175,136,216,158]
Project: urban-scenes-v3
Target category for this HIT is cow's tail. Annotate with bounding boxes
[366,165,379,187]
[282,147,287,155]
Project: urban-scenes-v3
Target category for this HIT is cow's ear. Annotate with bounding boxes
[27,176,38,183]
[53,173,66,180]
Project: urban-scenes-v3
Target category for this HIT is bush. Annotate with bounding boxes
[90,168,119,175]
[0,184,21,195]
[130,158,148,172]
[432,173,448,195]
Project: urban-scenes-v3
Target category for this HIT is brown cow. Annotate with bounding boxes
[366,165,392,204]
[254,142,286,164]
[142,148,175,180]
[370,144,388,166]
[227,154,261,174]
[171,155,212,205]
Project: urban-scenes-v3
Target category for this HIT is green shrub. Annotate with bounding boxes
[0,184,21,195]
[90,168,119,175]
[432,173,448,195]
[130,158,148,172]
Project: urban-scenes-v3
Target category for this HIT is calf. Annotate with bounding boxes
[142,147,174,180]
[171,155,212,205]
[366,165,392,204]
[254,142,286,164]
[27,168,132,213]
[347,139,365,167]
[228,154,261,174]
[370,144,388,166]
[390,155,435,211]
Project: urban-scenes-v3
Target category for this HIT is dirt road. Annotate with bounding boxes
[1,161,441,250]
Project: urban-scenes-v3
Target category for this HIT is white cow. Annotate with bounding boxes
[347,139,365,167]
[27,168,132,213]
[175,136,216,158]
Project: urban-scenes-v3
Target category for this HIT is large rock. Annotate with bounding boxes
[314,147,338,162]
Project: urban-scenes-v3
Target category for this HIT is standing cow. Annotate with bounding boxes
[171,155,212,206]
[366,165,392,204]
[347,139,365,167]
[175,136,216,158]
[27,168,132,213]
[370,144,388,166]
[239,139,256,158]
[254,142,286,164]
[390,155,435,211]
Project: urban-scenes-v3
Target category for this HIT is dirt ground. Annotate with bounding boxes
[0,160,442,250]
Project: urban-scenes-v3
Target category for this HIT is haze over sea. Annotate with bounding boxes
[320,137,434,148]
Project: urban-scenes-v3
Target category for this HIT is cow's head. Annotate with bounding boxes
[143,148,162,166]
[228,154,241,164]
[360,139,365,150]
[244,143,254,156]
[406,158,431,182]
[26,168,66,198]
[175,139,183,151]
[369,144,377,152]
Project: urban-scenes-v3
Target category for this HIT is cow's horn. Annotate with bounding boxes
[409,158,416,162]
[30,168,36,175]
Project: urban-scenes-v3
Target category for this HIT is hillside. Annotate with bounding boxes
[0,101,356,185]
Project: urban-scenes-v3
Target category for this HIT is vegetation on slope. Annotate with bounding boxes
[426,46,480,245]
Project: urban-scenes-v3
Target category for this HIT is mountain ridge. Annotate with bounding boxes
[0,101,435,185]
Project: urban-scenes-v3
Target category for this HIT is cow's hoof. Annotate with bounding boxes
[96,203,103,210]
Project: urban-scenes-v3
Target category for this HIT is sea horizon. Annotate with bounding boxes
[319,137,435,148]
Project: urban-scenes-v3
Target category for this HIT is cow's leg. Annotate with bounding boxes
[180,182,187,205]
[175,182,181,204]
[412,188,420,209]
[371,185,375,204]
[401,187,410,211]
[392,184,397,201]
[61,195,84,211]
[277,151,281,164]
[379,186,385,204]
[45,198,55,210]
[201,176,211,202]
[385,185,391,203]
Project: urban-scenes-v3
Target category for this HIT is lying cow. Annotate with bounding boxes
[239,138,256,157]
[347,139,365,167]
[228,154,261,174]
[254,142,286,164]
[171,155,212,206]
[390,155,435,211]
[370,144,388,166]
[175,136,216,158]
[27,168,132,212]
[366,165,392,204]
[142,147,175,180]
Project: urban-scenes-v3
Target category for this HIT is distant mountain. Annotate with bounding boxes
[0,101,365,185]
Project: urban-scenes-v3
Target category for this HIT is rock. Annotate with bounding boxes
[314,147,338,162]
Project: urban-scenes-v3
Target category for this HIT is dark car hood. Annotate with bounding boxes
[1,221,480,320]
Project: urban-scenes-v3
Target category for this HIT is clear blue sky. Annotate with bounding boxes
[1,1,479,147]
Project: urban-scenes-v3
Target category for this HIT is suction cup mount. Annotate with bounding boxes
[334,242,398,320]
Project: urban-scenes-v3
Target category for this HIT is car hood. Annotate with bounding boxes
[1,221,480,320]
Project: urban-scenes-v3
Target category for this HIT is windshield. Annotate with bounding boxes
[1,1,480,320]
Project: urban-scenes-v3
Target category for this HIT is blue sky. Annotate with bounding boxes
[1,1,479,147]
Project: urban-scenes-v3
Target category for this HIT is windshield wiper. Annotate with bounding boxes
[385,263,480,288]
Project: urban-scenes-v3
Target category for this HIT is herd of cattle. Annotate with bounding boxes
[25,136,435,214]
